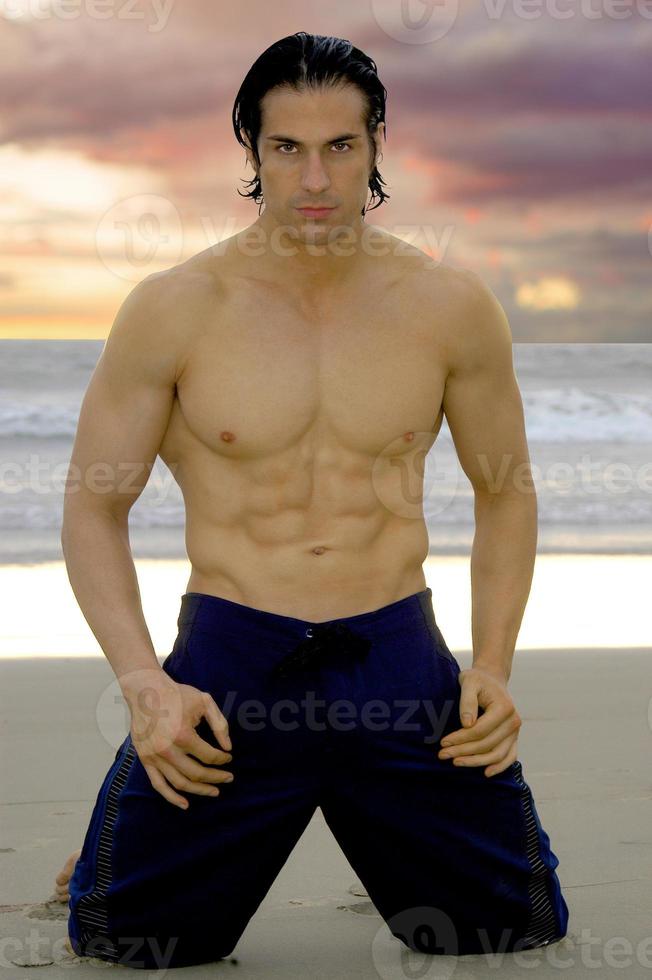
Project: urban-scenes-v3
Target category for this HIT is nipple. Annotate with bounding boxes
[403,431,415,442]
[220,431,236,443]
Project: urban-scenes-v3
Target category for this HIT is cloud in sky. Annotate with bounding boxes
[0,0,650,339]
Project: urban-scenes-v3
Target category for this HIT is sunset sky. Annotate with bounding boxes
[1,0,650,340]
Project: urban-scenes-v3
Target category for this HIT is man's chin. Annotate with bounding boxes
[293,222,336,244]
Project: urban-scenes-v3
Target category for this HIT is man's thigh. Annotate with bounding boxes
[68,620,320,970]
[317,625,570,957]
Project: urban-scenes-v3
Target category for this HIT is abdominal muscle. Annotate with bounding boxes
[184,520,430,622]
[163,419,431,622]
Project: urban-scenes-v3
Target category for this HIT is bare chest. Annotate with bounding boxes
[165,277,447,463]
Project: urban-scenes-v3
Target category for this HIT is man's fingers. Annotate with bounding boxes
[446,704,505,743]
[457,668,481,726]
[202,693,232,753]
[155,757,223,797]
[450,735,519,770]
[484,743,520,778]
[439,714,519,758]
[445,702,518,745]
[144,763,189,810]
[183,728,233,767]
[158,744,232,785]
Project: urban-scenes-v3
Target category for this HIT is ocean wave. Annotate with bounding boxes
[521,387,652,442]
[0,404,81,438]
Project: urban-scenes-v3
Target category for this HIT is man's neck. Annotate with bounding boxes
[245,210,374,295]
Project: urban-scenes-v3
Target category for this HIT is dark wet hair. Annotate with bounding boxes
[232,32,390,216]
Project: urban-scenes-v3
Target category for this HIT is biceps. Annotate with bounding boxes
[442,367,534,497]
[65,366,175,517]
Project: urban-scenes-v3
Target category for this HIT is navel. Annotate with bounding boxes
[312,546,327,556]
[220,431,236,443]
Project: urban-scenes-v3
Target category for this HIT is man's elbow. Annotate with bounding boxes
[61,496,130,544]
[473,481,538,513]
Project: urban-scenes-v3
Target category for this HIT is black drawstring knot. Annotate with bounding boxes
[271,622,372,679]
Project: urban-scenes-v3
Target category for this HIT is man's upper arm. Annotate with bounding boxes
[441,271,534,498]
[63,274,184,521]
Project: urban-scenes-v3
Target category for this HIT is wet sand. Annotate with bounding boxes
[2,647,651,977]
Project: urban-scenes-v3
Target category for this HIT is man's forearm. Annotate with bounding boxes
[469,489,538,683]
[61,508,162,690]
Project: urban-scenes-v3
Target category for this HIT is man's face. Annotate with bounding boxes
[246,82,384,241]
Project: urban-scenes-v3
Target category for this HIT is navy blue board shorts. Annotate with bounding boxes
[68,587,569,969]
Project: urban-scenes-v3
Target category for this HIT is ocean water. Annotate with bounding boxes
[0,341,650,563]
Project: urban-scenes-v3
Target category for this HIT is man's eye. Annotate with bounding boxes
[277,143,351,153]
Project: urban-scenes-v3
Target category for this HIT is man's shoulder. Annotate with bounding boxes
[400,259,488,306]
[372,231,483,304]
[133,250,224,312]
[105,252,224,382]
[431,267,512,379]
[406,262,508,334]
[388,259,512,380]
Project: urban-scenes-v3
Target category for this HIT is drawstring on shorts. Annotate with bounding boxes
[271,622,372,679]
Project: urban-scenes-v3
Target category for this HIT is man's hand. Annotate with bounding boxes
[437,665,521,778]
[120,668,234,810]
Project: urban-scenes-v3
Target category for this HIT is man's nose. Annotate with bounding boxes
[300,153,331,194]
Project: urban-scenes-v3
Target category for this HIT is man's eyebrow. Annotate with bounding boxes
[265,133,362,144]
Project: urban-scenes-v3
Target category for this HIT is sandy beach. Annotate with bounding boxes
[1,554,651,976]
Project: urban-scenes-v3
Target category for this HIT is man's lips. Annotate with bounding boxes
[296,206,336,217]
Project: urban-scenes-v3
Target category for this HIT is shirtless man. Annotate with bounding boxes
[55,33,568,969]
